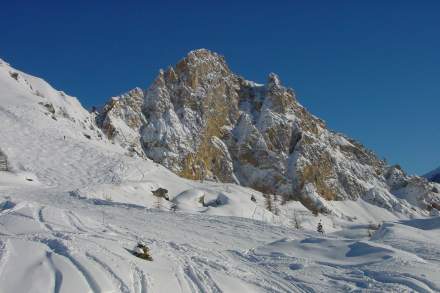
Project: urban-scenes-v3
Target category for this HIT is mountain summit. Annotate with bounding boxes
[98,49,440,213]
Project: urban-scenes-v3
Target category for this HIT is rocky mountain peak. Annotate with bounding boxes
[97,50,440,214]
[179,48,228,70]
[171,49,231,89]
[267,72,282,89]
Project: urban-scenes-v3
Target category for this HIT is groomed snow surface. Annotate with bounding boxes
[1,59,440,292]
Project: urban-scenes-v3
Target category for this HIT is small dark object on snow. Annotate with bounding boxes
[317,220,324,234]
[250,194,256,202]
[40,102,55,114]
[431,202,440,211]
[10,72,19,80]
[132,243,153,261]
[0,149,8,171]
[83,134,91,139]
[25,178,33,182]
[152,187,169,200]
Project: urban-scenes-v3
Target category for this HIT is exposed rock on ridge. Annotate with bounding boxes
[96,88,146,157]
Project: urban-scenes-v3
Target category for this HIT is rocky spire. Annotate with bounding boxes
[267,72,282,89]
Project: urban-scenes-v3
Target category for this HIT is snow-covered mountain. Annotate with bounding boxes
[1,55,440,292]
[98,49,440,214]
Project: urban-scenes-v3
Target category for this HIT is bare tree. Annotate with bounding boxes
[154,196,162,210]
[291,208,302,230]
[264,194,273,212]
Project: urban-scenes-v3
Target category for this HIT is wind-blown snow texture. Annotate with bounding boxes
[1,55,440,292]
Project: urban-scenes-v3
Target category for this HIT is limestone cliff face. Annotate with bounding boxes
[141,50,239,182]
[98,49,440,213]
[96,88,146,157]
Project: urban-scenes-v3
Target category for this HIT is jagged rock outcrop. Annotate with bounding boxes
[98,49,440,213]
[96,88,146,157]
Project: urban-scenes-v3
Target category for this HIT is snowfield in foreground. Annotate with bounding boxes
[1,187,440,292]
[0,58,440,292]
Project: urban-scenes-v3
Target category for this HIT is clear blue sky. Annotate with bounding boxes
[1,1,439,175]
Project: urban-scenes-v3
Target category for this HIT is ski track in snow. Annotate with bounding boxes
[0,63,440,292]
[1,193,439,292]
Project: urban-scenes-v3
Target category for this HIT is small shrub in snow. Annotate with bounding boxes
[154,196,162,209]
[198,195,205,206]
[368,222,381,231]
[9,71,19,80]
[317,220,324,234]
[152,188,169,200]
[264,194,280,215]
[133,243,153,261]
[264,194,273,212]
[290,209,302,230]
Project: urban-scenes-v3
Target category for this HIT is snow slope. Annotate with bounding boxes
[1,58,440,292]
